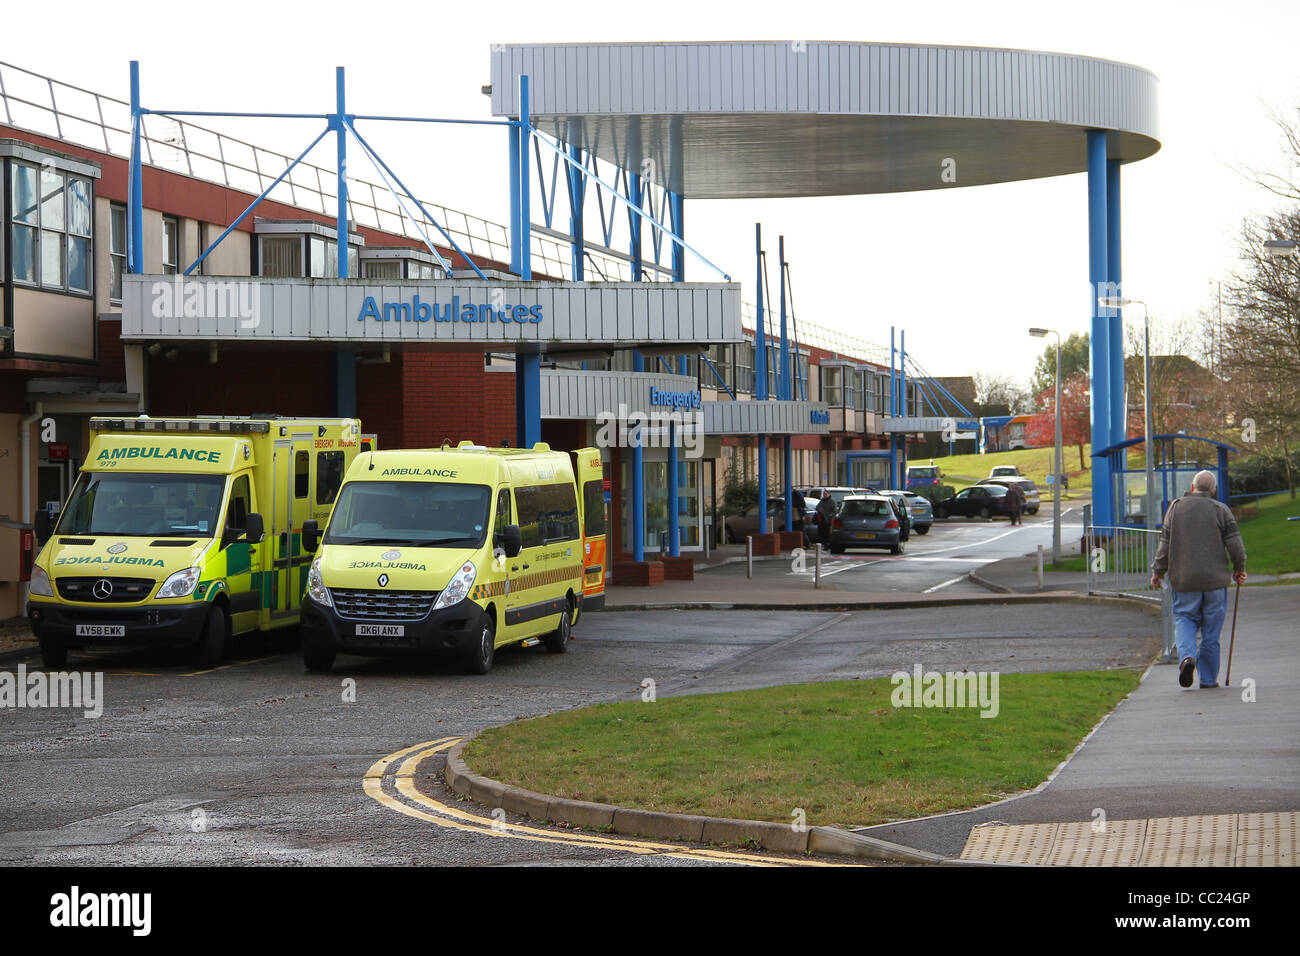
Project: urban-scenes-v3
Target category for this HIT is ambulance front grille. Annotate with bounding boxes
[331,588,438,621]
[56,576,157,603]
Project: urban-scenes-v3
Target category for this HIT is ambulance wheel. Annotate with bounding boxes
[465,617,495,675]
[192,604,226,669]
[544,599,573,654]
[39,641,67,669]
[302,642,335,674]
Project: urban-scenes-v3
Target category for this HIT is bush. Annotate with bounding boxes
[1228,448,1300,496]
[723,476,761,514]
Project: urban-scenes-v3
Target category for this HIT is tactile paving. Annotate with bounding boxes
[959,811,1297,866]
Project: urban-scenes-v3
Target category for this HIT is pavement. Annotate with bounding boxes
[857,579,1300,865]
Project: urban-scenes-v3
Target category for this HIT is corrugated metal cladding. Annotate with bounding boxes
[704,400,831,436]
[121,276,741,348]
[539,369,698,419]
[490,42,1159,197]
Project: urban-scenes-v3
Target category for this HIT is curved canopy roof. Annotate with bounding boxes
[490,41,1160,198]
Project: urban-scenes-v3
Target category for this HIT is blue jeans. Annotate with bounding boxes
[1171,588,1228,686]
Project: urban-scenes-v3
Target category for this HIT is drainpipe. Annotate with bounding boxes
[19,402,43,609]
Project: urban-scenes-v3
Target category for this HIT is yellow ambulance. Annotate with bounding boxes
[27,415,365,668]
[299,442,604,674]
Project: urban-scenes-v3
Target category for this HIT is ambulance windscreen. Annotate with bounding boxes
[323,481,492,548]
[56,473,228,537]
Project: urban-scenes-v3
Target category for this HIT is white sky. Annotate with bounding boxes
[10,0,1300,389]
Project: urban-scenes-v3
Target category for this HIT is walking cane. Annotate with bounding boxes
[1225,579,1241,686]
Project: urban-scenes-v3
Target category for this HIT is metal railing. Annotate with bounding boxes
[740,302,892,367]
[1085,523,1176,661]
[0,59,635,282]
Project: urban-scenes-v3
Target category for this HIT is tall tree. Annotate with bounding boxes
[973,371,1033,415]
[1223,206,1300,496]
[1030,331,1090,401]
[1024,372,1092,470]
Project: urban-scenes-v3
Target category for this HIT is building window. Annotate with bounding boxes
[702,344,733,391]
[735,342,755,395]
[110,204,127,302]
[196,222,208,275]
[363,260,401,279]
[162,216,179,275]
[8,161,93,294]
[822,366,843,407]
[261,236,302,277]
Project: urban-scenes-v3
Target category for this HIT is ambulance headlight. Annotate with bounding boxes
[307,558,332,607]
[157,567,202,599]
[434,562,476,610]
[29,566,54,597]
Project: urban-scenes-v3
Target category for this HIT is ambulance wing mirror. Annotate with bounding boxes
[302,519,320,553]
[497,524,523,559]
[34,511,51,543]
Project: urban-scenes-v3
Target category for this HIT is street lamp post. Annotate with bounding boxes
[1029,328,1063,563]
[1098,296,1155,529]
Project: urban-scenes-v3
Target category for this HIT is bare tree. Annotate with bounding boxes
[1223,206,1300,496]
[973,371,1033,415]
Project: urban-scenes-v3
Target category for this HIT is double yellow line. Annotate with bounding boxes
[364,738,847,867]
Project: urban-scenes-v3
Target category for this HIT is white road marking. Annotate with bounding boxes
[923,575,968,593]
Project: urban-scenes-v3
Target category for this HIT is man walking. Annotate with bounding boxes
[1004,482,1025,525]
[815,490,836,548]
[1150,470,1247,689]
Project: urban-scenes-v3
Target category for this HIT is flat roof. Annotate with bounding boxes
[490,41,1160,198]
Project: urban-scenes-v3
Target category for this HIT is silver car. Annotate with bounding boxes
[829,495,905,555]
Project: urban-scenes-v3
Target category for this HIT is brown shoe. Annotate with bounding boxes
[1179,658,1195,688]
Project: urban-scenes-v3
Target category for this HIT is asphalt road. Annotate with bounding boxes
[709,504,1087,595]
[0,587,1157,866]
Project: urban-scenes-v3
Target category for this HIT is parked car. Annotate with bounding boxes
[803,486,872,508]
[880,489,933,534]
[829,495,905,555]
[933,484,1011,520]
[988,465,1021,479]
[977,477,1041,514]
[906,464,943,490]
[724,496,812,544]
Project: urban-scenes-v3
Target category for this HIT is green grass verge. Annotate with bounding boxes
[925,446,1095,494]
[465,671,1142,828]
[1236,492,1300,575]
[1045,555,1088,573]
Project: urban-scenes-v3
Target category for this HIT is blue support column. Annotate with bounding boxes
[899,331,907,487]
[889,327,898,488]
[629,163,644,563]
[779,235,789,401]
[127,61,143,275]
[513,74,539,450]
[1087,130,1114,528]
[668,422,679,557]
[783,436,793,532]
[518,75,531,281]
[670,191,685,282]
[334,67,356,399]
[508,121,521,276]
[335,68,348,279]
[334,351,357,418]
[1107,157,1125,447]
[758,435,768,534]
[569,141,585,280]
[515,353,541,449]
[755,224,767,401]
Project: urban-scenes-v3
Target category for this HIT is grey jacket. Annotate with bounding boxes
[1150,491,1247,592]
